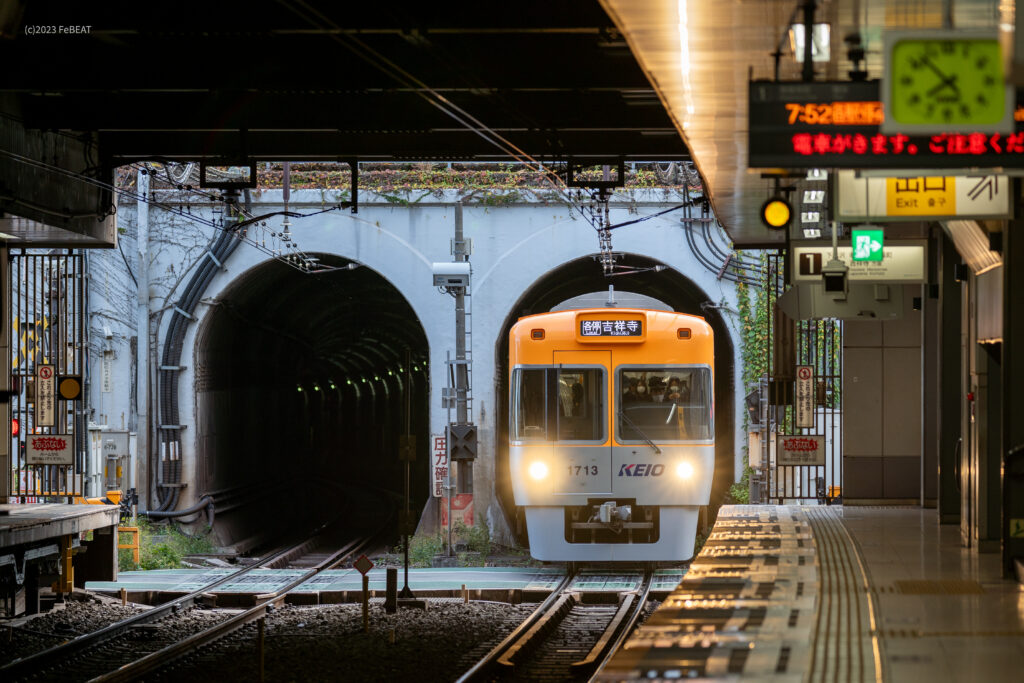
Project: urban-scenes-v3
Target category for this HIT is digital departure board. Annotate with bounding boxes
[580,320,643,337]
[748,81,1024,169]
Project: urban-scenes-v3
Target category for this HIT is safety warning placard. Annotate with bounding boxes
[26,434,74,465]
[795,366,815,429]
[36,364,55,427]
[836,171,1011,222]
[777,435,825,466]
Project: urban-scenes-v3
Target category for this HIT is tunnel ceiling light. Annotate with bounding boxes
[296,385,303,392]
[374,375,380,381]
[361,378,367,383]
[329,382,336,389]
[313,385,320,391]
[346,380,353,385]
[387,370,393,376]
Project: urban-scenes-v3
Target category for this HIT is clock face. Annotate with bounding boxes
[889,38,1005,126]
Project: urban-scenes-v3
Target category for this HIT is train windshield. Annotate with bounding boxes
[618,367,712,442]
[512,367,605,441]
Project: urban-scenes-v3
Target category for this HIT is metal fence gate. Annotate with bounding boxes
[8,250,86,501]
[760,250,843,504]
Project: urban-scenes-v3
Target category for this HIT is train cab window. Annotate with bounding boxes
[512,367,605,441]
[618,367,712,442]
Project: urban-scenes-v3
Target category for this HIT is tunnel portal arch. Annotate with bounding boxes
[193,253,429,549]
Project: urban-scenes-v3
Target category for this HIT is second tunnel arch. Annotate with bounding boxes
[493,253,738,546]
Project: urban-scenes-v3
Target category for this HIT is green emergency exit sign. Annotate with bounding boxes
[852,228,884,262]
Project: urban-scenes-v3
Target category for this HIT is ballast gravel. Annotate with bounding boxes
[150,600,536,682]
[0,599,147,667]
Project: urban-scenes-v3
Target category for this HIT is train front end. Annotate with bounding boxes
[509,308,715,563]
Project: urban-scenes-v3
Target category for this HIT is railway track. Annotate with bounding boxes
[1,524,375,682]
[458,569,654,682]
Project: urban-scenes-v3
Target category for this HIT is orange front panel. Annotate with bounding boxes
[510,308,714,372]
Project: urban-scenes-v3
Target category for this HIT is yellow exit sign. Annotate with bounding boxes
[836,171,1012,222]
[885,177,954,216]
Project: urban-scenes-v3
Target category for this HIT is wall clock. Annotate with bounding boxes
[882,31,1014,135]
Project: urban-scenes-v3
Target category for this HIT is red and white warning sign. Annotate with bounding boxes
[26,434,74,465]
[777,435,825,466]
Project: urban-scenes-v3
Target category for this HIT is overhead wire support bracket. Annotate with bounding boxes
[172,306,196,321]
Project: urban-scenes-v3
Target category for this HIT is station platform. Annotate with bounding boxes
[1,503,120,611]
[86,567,687,606]
[598,505,1024,682]
[0,503,120,547]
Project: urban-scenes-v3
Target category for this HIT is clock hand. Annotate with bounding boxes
[926,74,960,97]
[920,55,961,96]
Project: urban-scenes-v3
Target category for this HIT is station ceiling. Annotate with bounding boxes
[602,0,1006,246]
[0,1,687,163]
[0,1,1007,248]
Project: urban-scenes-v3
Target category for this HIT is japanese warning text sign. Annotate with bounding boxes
[431,434,448,498]
[27,434,74,465]
[795,366,815,428]
[777,435,825,466]
[36,364,55,427]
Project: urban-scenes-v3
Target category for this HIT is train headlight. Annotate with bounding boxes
[676,462,694,480]
[528,461,549,480]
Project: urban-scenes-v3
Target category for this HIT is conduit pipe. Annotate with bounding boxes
[153,189,249,512]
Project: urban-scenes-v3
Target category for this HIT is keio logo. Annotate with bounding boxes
[618,463,664,477]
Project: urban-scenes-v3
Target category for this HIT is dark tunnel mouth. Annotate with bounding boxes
[494,253,736,544]
[193,254,430,550]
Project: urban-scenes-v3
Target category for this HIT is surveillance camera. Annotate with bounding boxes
[821,258,848,298]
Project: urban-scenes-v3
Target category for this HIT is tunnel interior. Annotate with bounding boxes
[195,255,429,550]
[495,254,736,544]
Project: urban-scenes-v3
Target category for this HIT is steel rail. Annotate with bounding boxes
[88,534,374,683]
[455,571,577,683]
[0,500,367,679]
[0,521,339,680]
[585,570,654,680]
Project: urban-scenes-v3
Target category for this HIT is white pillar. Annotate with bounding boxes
[136,169,150,509]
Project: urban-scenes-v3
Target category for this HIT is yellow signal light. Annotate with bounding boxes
[760,197,792,229]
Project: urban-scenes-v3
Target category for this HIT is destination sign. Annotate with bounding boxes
[749,81,1024,169]
[579,320,643,337]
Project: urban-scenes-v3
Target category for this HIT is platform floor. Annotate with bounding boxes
[0,503,120,547]
[599,505,1024,682]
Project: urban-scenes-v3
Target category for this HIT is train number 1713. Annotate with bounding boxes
[569,465,598,476]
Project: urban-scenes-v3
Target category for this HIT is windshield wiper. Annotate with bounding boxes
[618,409,661,455]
